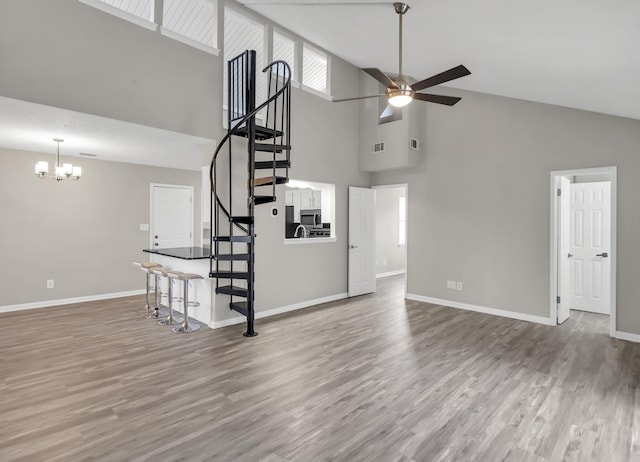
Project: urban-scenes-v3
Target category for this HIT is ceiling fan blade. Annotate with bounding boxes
[333,94,385,103]
[411,65,471,92]
[380,104,394,118]
[362,68,399,89]
[413,93,462,106]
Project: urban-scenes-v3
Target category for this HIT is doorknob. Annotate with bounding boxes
[568,253,574,258]
[155,235,158,239]
[596,252,608,257]
[349,245,358,249]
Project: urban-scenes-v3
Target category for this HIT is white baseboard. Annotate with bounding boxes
[614,331,640,344]
[0,290,146,314]
[209,292,349,329]
[376,270,405,279]
[405,293,554,326]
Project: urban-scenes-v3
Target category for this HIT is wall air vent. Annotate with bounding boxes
[371,141,385,153]
[79,152,98,157]
[409,138,420,151]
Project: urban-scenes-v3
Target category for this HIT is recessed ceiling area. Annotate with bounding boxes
[240,0,640,120]
[0,96,215,171]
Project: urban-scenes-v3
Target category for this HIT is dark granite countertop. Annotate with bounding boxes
[143,247,211,260]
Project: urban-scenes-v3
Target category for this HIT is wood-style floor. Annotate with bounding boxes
[1,275,639,461]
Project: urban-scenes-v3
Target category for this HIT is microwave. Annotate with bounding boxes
[300,209,321,226]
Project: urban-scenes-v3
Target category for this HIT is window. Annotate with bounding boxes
[302,43,328,94]
[399,196,406,246]
[79,0,156,29]
[162,0,218,51]
[273,30,296,81]
[224,7,266,111]
[284,180,336,243]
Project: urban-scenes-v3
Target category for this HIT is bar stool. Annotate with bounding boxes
[148,266,171,319]
[154,267,183,326]
[167,271,202,333]
[132,261,162,314]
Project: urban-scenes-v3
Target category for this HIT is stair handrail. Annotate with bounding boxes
[209,60,292,235]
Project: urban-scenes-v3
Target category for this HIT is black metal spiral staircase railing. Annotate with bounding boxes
[209,50,292,337]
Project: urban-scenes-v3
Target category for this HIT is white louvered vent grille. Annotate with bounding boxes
[410,138,420,151]
[97,0,154,21]
[163,0,217,49]
[302,44,328,93]
[371,142,385,153]
[224,7,266,112]
[273,31,295,81]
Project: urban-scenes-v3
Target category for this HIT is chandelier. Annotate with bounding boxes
[34,138,82,181]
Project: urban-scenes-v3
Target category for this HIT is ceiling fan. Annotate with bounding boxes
[333,2,471,115]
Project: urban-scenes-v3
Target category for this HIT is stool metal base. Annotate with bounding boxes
[158,313,183,326]
[172,322,201,333]
[146,307,169,319]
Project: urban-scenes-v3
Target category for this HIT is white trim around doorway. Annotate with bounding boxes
[549,166,617,338]
[371,184,408,297]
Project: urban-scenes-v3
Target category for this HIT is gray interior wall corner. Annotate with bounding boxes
[373,88,640,336]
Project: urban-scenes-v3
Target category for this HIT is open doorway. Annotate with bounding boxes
[373,184,408,292]
[550,167,617,337]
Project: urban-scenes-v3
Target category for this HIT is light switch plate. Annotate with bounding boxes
[140,224,149,231]
[447,280,456,289]
[456,282,463,291]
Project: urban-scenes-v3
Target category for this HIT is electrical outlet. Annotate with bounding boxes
[47,279,54,289]
[447,280,456,289]
[382,259,387,265]
[456,282,463,291]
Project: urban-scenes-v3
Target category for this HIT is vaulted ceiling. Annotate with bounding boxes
[240,0,640,120]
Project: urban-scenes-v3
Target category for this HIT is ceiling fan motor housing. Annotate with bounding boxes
[386,83,415,107]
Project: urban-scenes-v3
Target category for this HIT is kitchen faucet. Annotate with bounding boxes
[294,224,308,238]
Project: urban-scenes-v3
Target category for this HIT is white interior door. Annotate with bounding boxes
[152,185,193,249]
[569,182,611,314]
[348,187,376,297]
[558,177,571,324]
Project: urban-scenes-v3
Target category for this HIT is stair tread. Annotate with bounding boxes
[230,301,248,317]
[253,176,289,187]
[214,253,251,261]
[231,216,254,224]
[213,235,252,243]
[255,143,291,153]
[210,271,249,279]
[235,125,283,141]
[216,285,248,297]
[253,195,276,205]
[255,160,290,170]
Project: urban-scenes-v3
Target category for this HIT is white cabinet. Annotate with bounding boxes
[285,190,294,206]
[285,189,302,222]
[312,190,322,209]
[286,188,322,223]
[299,189,322,209]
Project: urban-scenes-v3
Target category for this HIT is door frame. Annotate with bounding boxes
[371,184,409,296]
[150,183,195,249]
[549,166,617,337]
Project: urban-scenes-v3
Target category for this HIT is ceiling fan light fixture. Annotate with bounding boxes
[386,85,414,108]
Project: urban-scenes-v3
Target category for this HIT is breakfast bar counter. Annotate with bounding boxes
[143,247,214,327]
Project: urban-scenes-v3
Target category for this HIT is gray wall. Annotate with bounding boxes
[373,89,640,335]
[0,0,222,139]
[0,148,201,306]
[375,186,406,276]
[0,0,369,314]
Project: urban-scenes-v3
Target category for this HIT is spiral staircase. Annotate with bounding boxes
[209,50,292,337]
